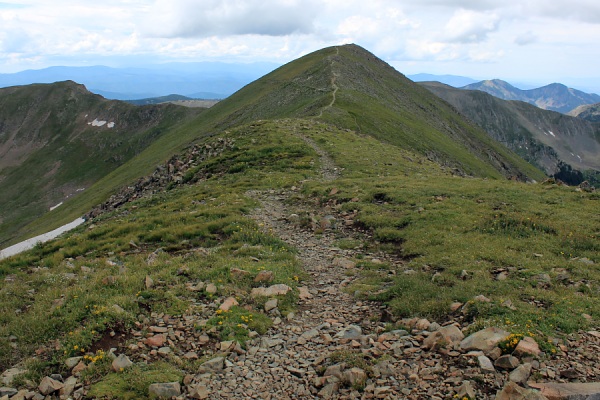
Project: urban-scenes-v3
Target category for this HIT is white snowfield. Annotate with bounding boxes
[0,217,85,260]
[88,119,115,128]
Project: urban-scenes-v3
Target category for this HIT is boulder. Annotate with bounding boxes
[38,377,64,395]
[251,284,291,297]
[528,382,600,400]
[460,327,510,353]
[514,336,541,357]
[219,297,239,311]
[496,382,548,400]
[148,382,181,398]
[112,354,134,372]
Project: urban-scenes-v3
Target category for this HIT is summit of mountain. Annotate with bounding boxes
[462,79,600,113]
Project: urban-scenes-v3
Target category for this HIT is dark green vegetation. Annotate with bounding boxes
[462,79,600,113]
[0,44,598,389]
[422,81,600,185]
[0,81,201,247]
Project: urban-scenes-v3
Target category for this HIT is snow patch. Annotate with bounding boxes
[49,202,63,211]
[0,217,85,260]
[89,119,107,127]
[87,118,115,128]
[548,131,556,137]
[76,188,85,192]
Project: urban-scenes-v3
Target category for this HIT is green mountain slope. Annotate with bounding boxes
[0,81,201,247]
[421,81,600,183]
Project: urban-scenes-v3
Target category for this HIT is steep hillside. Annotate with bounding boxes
[422,82,600,183]
[0,81,200,247]
[462,79,600,113]
[570,102,600,123]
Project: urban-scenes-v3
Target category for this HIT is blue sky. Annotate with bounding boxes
[1,0,599,92]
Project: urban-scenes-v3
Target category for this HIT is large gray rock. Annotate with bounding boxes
[0,387,17,398]
[528,382,600,399]
[336,325,362,339]
[496,382,548,400]
[112,354,133,372]
[251,284,291,297]
[460,327,510,353]
[510,363,532,384]
[38,377,64,395]
[198,357,225,373]
[148,382,181,398]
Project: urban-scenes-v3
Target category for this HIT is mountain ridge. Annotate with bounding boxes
[421,81,600,184]
[462,79,600,113]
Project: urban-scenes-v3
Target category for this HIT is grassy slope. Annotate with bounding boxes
[0,82,201,247]
[0,119,597,387]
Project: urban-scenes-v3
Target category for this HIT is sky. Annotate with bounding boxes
[1,0,600,92]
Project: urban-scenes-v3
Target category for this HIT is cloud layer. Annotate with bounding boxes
[1,0,599,91]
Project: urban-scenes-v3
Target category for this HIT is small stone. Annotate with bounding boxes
[230,268,250,279]
[529,382,600,399]
[264,298,278,312]
[38,377,64,395]
[198,357,224,373]
[495,355,520,370]
[205,283,217,294]
[148,382,181,398]
[145,334,167,347]
[336,325,362,339]
[71,361,87,376]
[157,347,171,355]
[0,388,17,398]
[332,258,356,269]
[514,336,541,357]
[298,286,312,300]
[509,363,532,384]
[251,284,291,297]
[343,368,367,387]
[450,302,464,312]
[460,327,510,353]
[254,270,274,283]
[456,381,475,400]
[319,382,339,398]
[415,319,431,331]
[112,354,133,372]
[183,351,199,360]
[189,385,210,399]
[496,382,548,400]
[478,355,496,373]
[60,376,77,398]
[65,356,83,368]
[219,297,239,311]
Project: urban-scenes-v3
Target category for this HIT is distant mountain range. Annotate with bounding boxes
[461,79,600,113]
[0,62,279,100]
[421,81,600,184]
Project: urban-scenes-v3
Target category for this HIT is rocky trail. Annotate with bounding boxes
[2,130,600,399]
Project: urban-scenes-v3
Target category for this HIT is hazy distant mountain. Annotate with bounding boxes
[569,103,600,123]
[407,73,478,87]
[462,79,600,113]
[421,81,600,184]
[0,62,279,100]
